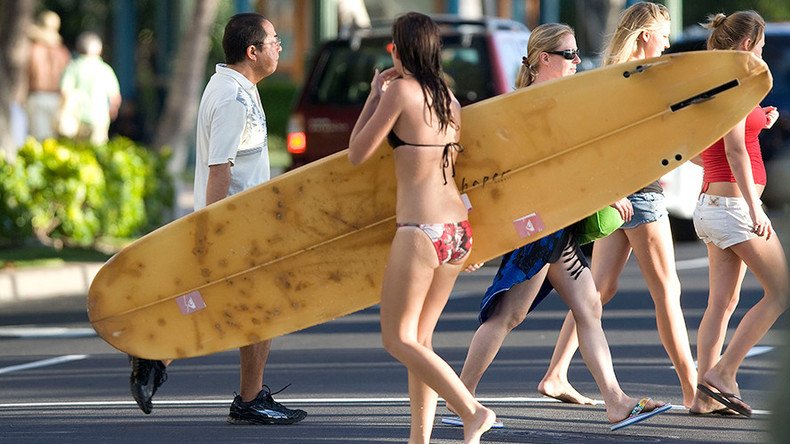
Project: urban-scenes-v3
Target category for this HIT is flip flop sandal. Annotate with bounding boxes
[697,383,752,417]
[440,415,504,429]
[689,407,739,416]
[611,398,673,431]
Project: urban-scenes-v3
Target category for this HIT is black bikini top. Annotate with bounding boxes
[387,129,464,185]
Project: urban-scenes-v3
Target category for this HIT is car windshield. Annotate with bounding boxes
[311,34,493,106]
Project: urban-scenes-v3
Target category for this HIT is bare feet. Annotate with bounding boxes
[689,389,728,415]
[463,406,498,444]
[538,379,595,405]
[695,369,752,417]
[700,367,752,415]
[680,381,696,409]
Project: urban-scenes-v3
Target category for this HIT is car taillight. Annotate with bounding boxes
[287,132,306,154]
[287,114,306,154]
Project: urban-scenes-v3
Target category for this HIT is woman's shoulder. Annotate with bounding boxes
[383,78,423,106]
[386,77,419,95]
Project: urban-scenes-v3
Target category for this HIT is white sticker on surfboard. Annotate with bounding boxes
[513,213,545,238]
[176,291,207,315]
[460,193,472,212]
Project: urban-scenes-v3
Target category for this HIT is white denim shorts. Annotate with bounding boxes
[693,193,758,249]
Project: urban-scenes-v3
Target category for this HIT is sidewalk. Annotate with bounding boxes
[0,263,103,304]
[0,172,298,304]
[0,181,195,305]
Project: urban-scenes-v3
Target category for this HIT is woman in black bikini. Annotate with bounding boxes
[348,12,496,444]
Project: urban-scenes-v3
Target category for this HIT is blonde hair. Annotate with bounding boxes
[601,2,671,66]
[703,11,765,51]
[515,23,575,88]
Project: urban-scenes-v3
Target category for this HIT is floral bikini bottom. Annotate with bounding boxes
[396,220,473,265]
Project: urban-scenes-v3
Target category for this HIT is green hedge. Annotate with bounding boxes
[0,137,174,247]
[258,80,299,138]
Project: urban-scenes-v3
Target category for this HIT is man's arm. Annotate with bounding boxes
[205,162,232,205]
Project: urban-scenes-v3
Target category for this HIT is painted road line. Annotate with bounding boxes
[745,346,774,358]
[0,326,96,339]
[0,354,88,375]
[684,346,774,370]
[0,398,770,416]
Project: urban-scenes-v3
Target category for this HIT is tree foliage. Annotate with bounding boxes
[683,0,790,25]
[152,0,220,175]
[0,137,174,247]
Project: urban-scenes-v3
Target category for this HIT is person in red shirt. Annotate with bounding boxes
[690,10,788,417]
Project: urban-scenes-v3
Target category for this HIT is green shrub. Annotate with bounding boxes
[258,79,298,138]
[0,155,33,243]
[0,137,174,247]
[268,134,292,170]
[93,138,174,237]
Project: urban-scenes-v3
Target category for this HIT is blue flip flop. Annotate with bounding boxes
[610,398,672,431]
[441,415,504,429]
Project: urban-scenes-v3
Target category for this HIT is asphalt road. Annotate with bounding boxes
[0,241,786,443]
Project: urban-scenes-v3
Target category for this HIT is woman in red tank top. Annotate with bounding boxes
[690,10,789,417]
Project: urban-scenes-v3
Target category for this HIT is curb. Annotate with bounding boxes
[0,184,194,306]
[0,262,103,304]
[0,260,499,307]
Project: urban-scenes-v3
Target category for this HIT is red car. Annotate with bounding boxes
[286,15,531,168]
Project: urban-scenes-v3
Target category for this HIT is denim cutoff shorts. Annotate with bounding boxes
[621,192,668,229]
[693,193,758,249]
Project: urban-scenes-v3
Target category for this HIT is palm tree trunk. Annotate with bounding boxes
[152,0,220,175]
[574,0,626,56]
[0,0,34,160]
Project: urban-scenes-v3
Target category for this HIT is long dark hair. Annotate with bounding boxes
[392,12,456,132]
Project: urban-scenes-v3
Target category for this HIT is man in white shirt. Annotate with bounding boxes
[128,13,306,425]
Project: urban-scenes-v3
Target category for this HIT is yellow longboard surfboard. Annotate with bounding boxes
[89,51,771,359]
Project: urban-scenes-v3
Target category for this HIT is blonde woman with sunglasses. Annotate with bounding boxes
[539,1,698,410]
[449,23,670,432]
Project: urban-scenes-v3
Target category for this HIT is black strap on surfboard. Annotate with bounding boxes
[622,60,669,78]
[669,79,740,112]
